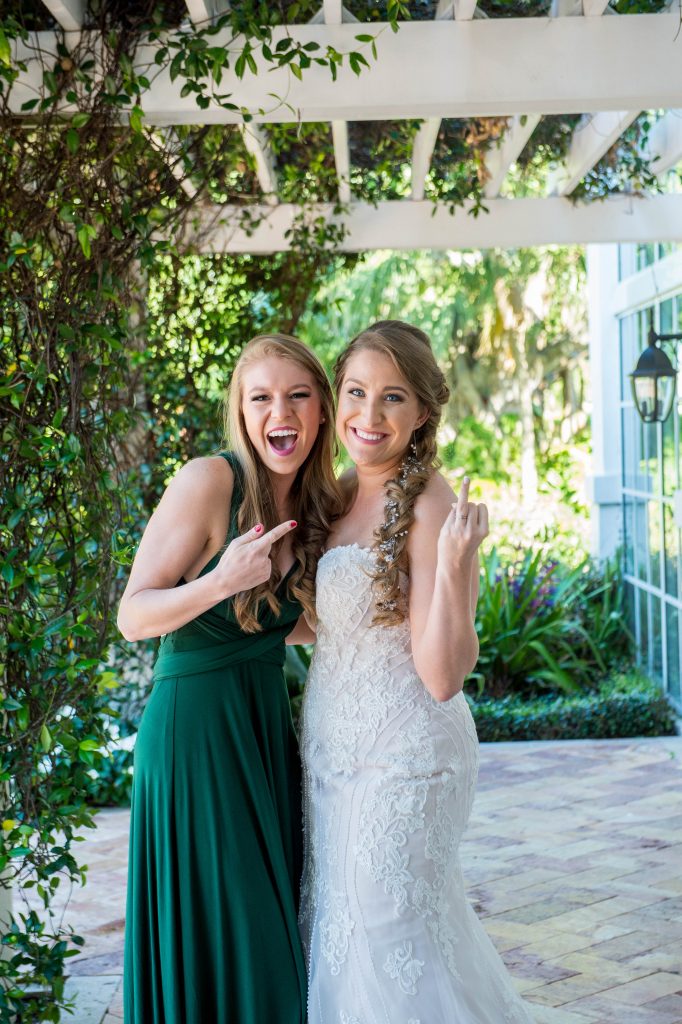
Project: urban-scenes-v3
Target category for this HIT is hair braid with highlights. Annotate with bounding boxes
[334,320,449,627]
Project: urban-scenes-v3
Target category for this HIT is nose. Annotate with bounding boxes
[271,393,291,420]
[364,395,384,427]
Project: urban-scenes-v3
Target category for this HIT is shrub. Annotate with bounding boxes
[472,546,632,699]
[468,673,678,742]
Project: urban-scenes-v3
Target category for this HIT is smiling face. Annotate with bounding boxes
[336,348,427,471]
[240,355,325,478]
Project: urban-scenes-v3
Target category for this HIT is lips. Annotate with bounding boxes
[350,426,387,445]
[267,428,299,457]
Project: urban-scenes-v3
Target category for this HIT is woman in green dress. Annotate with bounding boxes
[117,334,340,1024]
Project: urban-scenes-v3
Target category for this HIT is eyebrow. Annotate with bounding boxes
[247,383,313,394]
[346,377,410,395]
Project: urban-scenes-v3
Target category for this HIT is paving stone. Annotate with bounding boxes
[29,736,682,1020]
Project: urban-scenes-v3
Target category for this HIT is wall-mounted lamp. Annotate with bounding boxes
[630,322,682,424]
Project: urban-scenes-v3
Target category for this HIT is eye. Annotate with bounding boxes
[348,387,365,398]
[250,394,269,402]
[385,393,404,403]
[291,391,311,400]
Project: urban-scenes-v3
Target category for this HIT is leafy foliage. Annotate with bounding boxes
[469,672,677,742]
[471,547,633,698]
[0,4,371,1016]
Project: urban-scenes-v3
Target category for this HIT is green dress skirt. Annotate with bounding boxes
[124,452,306,1023]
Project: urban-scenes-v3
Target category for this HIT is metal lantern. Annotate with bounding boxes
[630,327,679,424]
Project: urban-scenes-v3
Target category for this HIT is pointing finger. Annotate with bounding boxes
[257,520,298,548]
[235,523,265,545]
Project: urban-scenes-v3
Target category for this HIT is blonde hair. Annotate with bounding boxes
[334,320,449,626]
[225,334,342,633]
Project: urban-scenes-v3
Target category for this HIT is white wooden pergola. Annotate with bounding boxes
[8,1,682,252]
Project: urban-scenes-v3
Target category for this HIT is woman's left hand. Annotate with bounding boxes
[437,476,489,573]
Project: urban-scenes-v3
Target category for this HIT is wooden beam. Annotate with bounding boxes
[483,114,540,198]
[550,110,640,196]
[9,17,682,124]
[239,123,278,205]
[41,0,84,31]
[185,1,230,26]
[437,0,479,18]
[308,4,358,23]
[331,120,351,203]
[179,195,682,253]
[410,119,440,201]
[646,109,682,177]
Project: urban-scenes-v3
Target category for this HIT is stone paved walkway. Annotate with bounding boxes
[48,736,682,1023]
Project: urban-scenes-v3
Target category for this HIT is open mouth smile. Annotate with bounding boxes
[267,428,299,457]
[350,426,387,445]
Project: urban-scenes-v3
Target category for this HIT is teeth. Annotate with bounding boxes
[355,428,384,441]
[268,429,298,437]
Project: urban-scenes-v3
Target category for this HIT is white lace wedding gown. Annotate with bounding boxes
[299,544,535,1024]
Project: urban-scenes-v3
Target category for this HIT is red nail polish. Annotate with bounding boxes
[290,520,297,528]
[255,524,263,533]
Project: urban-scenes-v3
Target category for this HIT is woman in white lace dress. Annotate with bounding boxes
[298,321,535,1024]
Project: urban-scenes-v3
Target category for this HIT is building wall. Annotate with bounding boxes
[588,242,682,708]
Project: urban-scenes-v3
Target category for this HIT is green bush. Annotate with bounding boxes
[472,546,632,698]
[468,673,678,742]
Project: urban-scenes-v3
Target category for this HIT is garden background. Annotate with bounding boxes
[1,2,680,1020]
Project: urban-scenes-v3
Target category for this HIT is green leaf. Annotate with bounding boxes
[66,128,79,155]
[129,105,143,133]
[40,724,53,753]
[0,26,11,66]
[72,112,90,129]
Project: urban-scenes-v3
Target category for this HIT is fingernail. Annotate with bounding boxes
[290,520,297,528]
[255,524,263,533]
[464,476,470,484]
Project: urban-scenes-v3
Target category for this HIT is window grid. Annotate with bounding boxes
[618,275,682,710]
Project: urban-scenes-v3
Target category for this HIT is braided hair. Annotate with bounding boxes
[334,321,449,626]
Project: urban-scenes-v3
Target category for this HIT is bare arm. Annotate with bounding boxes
[408,476,488,702]
[117,457,297,642]
[286,614,317,645]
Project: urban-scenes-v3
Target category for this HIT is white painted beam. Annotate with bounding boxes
[308,4,358,23]
[646,109,682,177]
[185,1,230,26]
[41,0,84,31]
[583,0,611,13]
[410,119,440,201]
[331,121,351,203]
[550,109,640,196]
[9,17,682,124]
[240,124,278,205]
[179,195,682,254]
[483,114,540,197]
[437,0,479,18]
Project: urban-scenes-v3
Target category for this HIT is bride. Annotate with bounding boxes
[299,321,535,1023]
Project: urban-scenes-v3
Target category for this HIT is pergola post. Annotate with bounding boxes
[586,243,623,561]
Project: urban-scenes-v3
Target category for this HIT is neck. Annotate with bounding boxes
[268,469,297,519]
[354,455,404,498]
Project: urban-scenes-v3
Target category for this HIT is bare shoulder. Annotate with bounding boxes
[412,471,457,533]
[167,455,233,493]
[159,456,234,514]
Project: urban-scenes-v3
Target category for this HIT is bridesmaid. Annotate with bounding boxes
[117,334,340,1024]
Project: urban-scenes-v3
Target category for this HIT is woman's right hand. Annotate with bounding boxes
[213,520,298,597]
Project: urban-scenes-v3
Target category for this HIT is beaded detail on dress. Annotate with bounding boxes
[300,544,534,1024]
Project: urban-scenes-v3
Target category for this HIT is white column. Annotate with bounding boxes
[586,243,623,560]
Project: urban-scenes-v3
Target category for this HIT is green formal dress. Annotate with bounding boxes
[124,452,306,1024]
